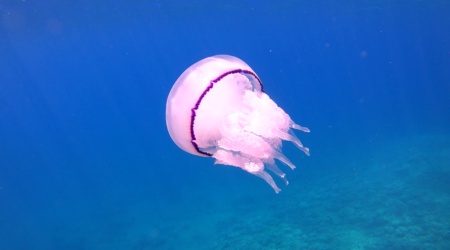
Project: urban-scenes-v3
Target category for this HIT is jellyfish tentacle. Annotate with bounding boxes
[253,169,281,193]
[287,130,310,156]
[265,163,289,185]
[272,129,310,156]
[292,123,310,133]
[272,150,296,170]
[265,162,286,178]
[213,149,282,193]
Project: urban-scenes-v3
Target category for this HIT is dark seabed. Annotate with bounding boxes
[1,1,449,249]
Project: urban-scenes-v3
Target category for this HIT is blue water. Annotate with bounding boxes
[1,1,449,249]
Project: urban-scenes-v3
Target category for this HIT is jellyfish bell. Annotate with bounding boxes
[166,55,309,193]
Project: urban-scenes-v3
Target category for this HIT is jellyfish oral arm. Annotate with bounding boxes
[199,80,309,193]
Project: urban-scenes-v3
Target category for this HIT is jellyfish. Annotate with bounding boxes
[165,55,309,193]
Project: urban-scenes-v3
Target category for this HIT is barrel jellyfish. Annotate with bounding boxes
[166,55,309,193]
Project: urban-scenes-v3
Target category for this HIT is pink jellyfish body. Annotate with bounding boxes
[166,55,309,193]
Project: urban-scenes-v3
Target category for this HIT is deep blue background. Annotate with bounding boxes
[1,1,449,249]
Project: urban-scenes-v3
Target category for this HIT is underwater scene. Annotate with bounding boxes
[1,1,449,249]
